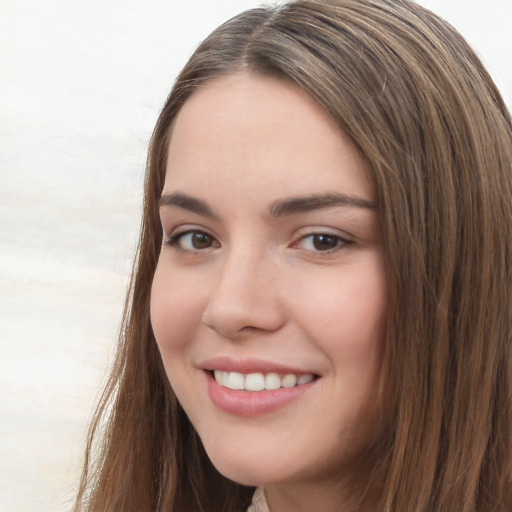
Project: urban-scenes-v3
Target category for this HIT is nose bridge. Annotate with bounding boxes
[201,239,284,337]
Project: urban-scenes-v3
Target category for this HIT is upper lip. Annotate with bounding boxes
[199,356,319,375]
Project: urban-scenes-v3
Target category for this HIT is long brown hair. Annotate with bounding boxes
[74,1,512,510]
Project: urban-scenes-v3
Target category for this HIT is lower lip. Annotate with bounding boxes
[206,372,317,417]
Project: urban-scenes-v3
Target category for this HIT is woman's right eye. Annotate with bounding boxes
[164,230,218,252]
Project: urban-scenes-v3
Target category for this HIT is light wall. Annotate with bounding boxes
[0,1,510,511]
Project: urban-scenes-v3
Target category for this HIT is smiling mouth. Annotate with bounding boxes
[212,370,317,391]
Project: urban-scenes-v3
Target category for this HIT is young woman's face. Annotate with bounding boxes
[151,73,387,492]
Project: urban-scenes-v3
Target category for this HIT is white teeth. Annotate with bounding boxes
[214,370,226,387]
[213,371,315,391]
[264,373,281,390]
[245,373,265,391]
[297,374,314,385]
[281,374,297,388]
[227,371,245,390]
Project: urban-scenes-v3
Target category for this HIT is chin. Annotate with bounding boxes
[202,438,295,487]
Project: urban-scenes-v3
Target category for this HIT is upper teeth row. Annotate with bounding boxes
[214,370,314,391]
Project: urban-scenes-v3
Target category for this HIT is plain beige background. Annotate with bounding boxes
[1,1,510,511]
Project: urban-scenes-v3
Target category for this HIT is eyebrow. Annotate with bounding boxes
[270,192,375,216]
[158,191,375,218]
[159,192,217,218]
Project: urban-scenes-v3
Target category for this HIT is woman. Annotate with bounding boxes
[74,0,512,510]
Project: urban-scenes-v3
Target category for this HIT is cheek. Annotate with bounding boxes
[291,261,387,381]
[295,264,387,340]
[150,263,207,356]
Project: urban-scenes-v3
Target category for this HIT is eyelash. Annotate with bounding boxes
[294,233,352,253]
[164,230,217,252]
[163,230,352,254]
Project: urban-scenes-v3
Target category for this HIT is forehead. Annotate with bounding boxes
[164,72,374,205]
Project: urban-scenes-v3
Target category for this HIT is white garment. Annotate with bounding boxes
[246,487,270,512]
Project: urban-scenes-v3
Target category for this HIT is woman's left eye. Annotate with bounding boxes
[295,233,350,252]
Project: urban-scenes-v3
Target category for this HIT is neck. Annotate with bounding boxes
[263,472,383,512]
[262,449,387,512]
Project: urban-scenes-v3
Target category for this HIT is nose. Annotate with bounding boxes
[201,248,286,339]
